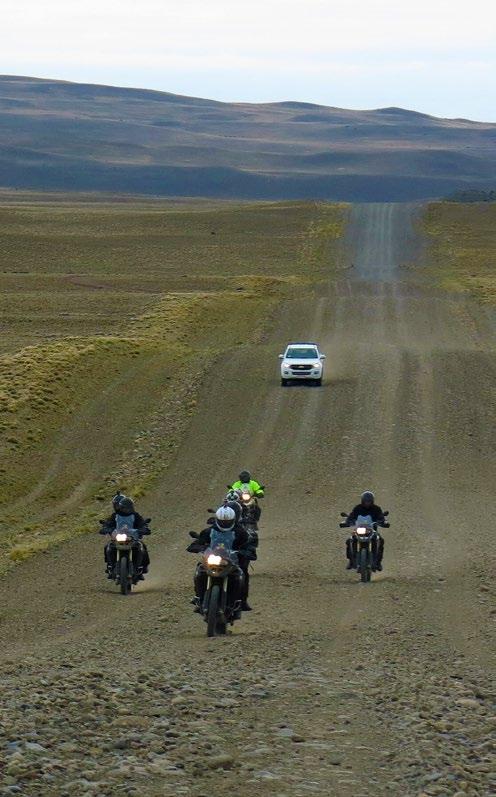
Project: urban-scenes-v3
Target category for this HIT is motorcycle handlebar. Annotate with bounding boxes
[339,521,390,529]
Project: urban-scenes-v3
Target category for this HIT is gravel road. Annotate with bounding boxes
[1,203,494,797]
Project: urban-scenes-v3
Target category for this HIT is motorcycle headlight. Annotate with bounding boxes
[115,533,129,542]
[356,527,367,535]
[207,554,223,566]
[242,493,251,502]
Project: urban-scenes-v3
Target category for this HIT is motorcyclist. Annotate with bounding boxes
[225,489,244,524]
[230,470,264,498]
[225,488,259,576]
[341,491,387,571]
[230,470,264,523]
[191,504,254,613]
[99,494,151,580]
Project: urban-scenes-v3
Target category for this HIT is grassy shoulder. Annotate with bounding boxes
[422,202,496,303]
[0,200,347,568]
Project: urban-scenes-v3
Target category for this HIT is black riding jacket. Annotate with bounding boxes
[347,503,385,525]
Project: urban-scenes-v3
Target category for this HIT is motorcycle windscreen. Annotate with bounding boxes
[115,514,140,539]
[355,514,374,528]
[209,527,235,551]
[204,544,238,566]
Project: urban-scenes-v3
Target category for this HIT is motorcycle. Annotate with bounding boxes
[101,518,151,595]
[231,483,263,537]
[340,512,389,583]
[188,533,243,637]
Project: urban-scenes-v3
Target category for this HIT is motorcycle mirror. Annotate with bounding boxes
[207,508,216,514]
[340,512,348,517]
[189,531,199,539]
[99,519,106,524]
[144,517,151,524]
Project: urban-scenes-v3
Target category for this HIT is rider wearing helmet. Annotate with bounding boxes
[231,470,264,498]
[225,489,244,523]
[343,491,386,571]
[225,488,258,587]
[192,504,253,613]
[230,470,264,523]
[100,494,151,580]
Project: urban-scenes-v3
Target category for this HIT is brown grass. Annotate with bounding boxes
[0,200,347,568]
[422,202,496,303]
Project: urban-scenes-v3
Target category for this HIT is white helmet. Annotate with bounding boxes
[215,505,236,531]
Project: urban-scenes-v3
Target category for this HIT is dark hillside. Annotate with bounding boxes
[0,76,495,200]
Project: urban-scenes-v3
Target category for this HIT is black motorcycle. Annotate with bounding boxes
[188,534,243,637]
[100,519,151,595]
[226,485,263,542]
[340,512,389,583]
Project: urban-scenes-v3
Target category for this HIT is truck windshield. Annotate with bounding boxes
[286,347,318,359]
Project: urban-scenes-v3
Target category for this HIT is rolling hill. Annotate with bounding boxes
[0,75,495,201]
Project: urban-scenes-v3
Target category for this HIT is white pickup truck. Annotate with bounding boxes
[279,342,326,386]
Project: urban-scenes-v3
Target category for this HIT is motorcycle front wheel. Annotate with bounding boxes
[359,549,370,583]
[207,584,221,637]
[120,556,130,595]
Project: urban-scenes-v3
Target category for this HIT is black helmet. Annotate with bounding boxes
[116,496,134,515]
[361,491,375,506]
[112,491,124,511]
[239,470,251,483]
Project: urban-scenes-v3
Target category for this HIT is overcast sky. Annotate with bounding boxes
[2,0,495,121]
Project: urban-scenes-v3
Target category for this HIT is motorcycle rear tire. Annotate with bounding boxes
[120,556,130,595]
[207,585,221,637]
[359,549,369,583]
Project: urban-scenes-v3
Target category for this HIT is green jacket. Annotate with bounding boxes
[231,479,264,497]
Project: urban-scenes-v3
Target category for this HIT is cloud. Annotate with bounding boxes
[3,0,495,53]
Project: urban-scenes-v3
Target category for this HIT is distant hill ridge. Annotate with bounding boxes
[0,75,495,201]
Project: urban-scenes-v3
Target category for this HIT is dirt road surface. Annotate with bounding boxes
[1,204,495,797]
